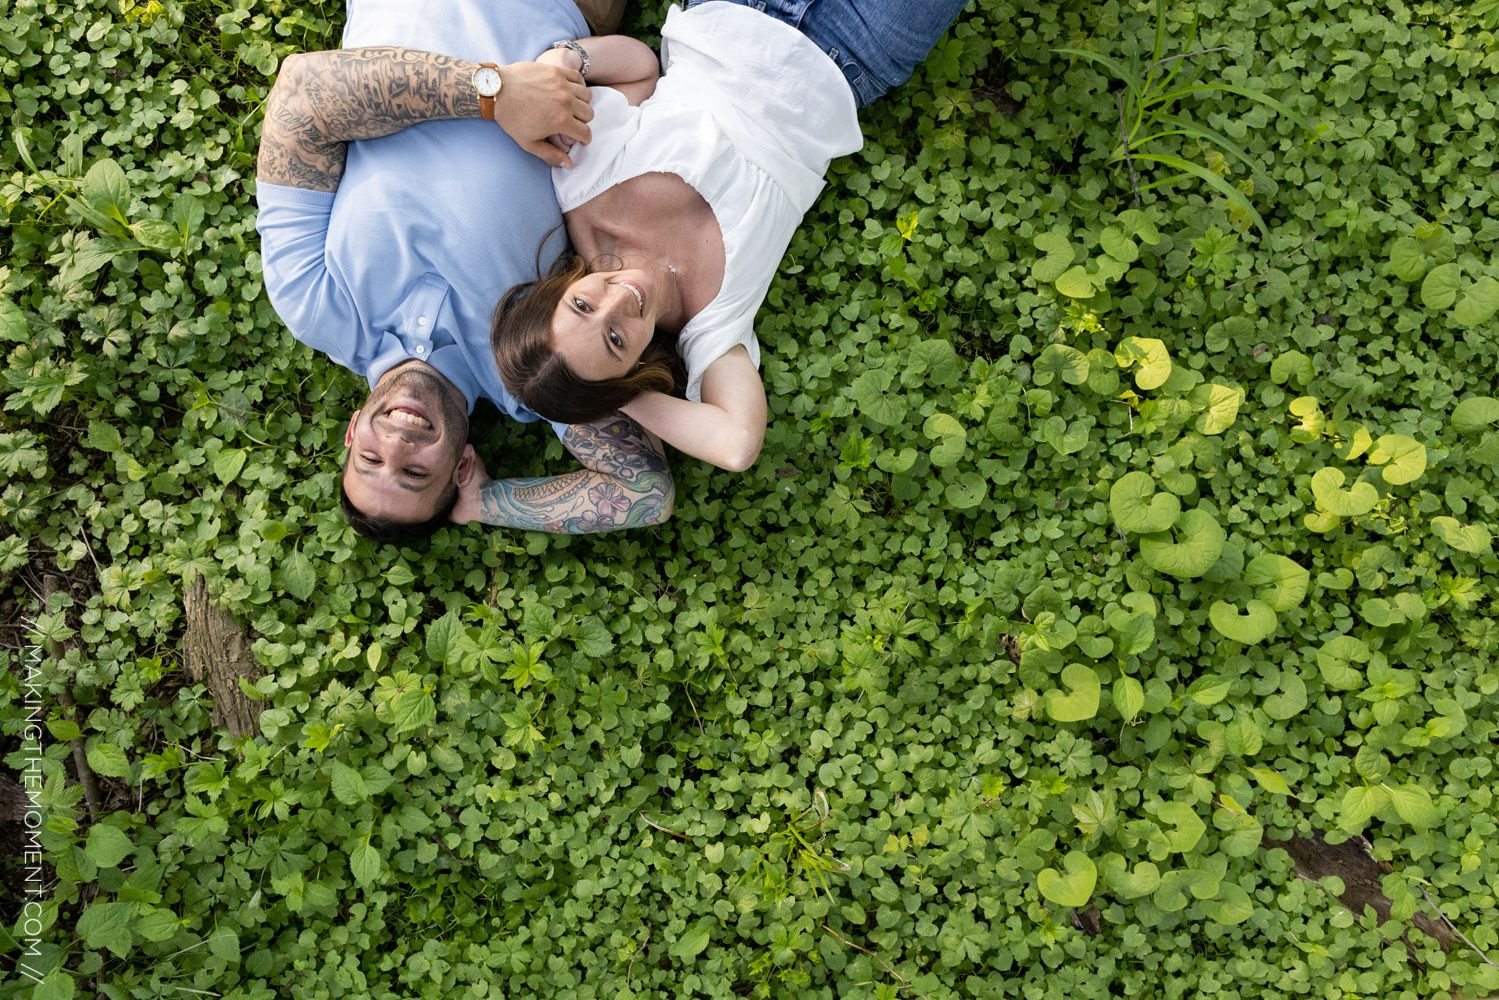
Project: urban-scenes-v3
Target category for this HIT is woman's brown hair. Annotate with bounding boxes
[492,253,683,425]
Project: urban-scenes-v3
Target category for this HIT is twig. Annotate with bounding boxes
[682,684,705,736]
[1118,92,1142,206]
[1418,886,1499,968]
[638,813,691,841]
[626,928,649,987]
[819,923,925,997]
[42,575,101,820]
[1143,45,1235,75]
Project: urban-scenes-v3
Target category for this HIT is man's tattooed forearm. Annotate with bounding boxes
[257,47,479,191]
[477,416,674,534]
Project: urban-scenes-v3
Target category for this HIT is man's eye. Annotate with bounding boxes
[362,453,382,466]
[404,469,428,480]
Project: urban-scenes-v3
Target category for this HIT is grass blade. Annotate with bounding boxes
[1128,151,1269,237]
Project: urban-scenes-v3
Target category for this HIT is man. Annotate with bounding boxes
[255,0,671,543]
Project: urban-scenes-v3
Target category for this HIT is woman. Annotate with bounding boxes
[495,0,972,471]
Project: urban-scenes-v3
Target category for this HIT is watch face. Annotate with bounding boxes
[473,66,502,97]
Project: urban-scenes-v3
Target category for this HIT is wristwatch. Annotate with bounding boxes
[472,62,502,121]
[549,39,590,80]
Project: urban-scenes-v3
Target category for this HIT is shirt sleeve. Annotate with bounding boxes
[678,316,762,403]
[255,181,362,369]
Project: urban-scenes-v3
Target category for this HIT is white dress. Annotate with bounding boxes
[551,2,863,401]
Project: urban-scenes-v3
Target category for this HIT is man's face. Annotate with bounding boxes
[342,363,472,523]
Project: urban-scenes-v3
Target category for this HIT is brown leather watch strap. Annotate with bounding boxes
[479,93,496,121]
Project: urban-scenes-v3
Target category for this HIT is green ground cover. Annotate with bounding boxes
[3,0,1499,996]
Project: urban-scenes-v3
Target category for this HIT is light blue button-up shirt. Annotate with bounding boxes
[255,0,587,424]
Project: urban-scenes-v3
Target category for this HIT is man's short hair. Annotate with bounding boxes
[340,481,459,545]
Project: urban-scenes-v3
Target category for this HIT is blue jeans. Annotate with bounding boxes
[683,0,971,108]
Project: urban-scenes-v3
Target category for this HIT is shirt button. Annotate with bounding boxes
[418,316,428,326]
[415,345,426,354]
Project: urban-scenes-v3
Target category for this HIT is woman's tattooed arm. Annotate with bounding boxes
[474,416,674,533]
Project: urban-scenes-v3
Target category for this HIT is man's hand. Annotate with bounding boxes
[493,61,593,167]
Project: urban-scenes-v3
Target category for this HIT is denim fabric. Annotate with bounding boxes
[684,0,970,107]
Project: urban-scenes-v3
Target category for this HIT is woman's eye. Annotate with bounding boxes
[573,298,589,312]
[609,330,624,349]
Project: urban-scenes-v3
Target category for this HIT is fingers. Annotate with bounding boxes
[525,138,572,169]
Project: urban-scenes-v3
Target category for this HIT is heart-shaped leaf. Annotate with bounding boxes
[1339,785,1388,831]
[1139,508,1226,578]
[1100,226,1139,263]
[1032,231,1075,283]
[1421,262,1461,309]
[1045,662,1101,722]
[1367,434,1426,485]
[1099,854,1161,898]
[1034,343,1089,386]
[1115,337,1172,390]
[1201,882,1254,925]
[1109,471,1181,534]
[1310,467,1378,516]
[1317,635,1369,690]
[1190,382,1243,435]
[1452,396,1499,433]
[1055,265,1098,299]
[1037,851,1097,907]
[1431,516,1492,555]
[1270,350,1313,386]
[1386,235,1428,282]
[1155,802,1206,853]
[1209,600,1278,644]
[1452,275,1499,327]
[1244,554,1309,611]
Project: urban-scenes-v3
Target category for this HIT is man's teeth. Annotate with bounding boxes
[387,409,431,428]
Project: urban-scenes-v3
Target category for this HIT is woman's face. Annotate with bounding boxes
[550,268,662,380]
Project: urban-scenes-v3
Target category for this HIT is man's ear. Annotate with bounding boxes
[453,443,477,487]
[344,410,362,449]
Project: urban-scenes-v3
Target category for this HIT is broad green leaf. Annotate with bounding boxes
[85,825,133,868]
[1310,467,1378,516]
[1100,226,1139,263]
[1031,231,1075,283]
[1034,343,1089,386]
[910,339,962,385]
[852,369,906,427]
[923,413,966,468]
[212,447,246,485]
[876,447,917,473]
[86,740,131,778]
[1431,516,1492,555]
[350,841,382,885]
[1055,265,1097,299]
[425,610,462,666]
[33,971,77,1000]
[1109,471,1181,534]
[1270,350,1313,386]
[1113,675,1145,720]
[1386,784,1440,829]
[1452,396,1499,433]
[1246,767,1293,796]
[1452,276,1499,327]
[77,900,134,957]
[1317,635,1369,690]
[1139,508,1226,578]
[329,761,369,805]
[672,919,714,961]
[1339,785,1388,831]
[1099,854,1160,898]
[1115,336,1172,390]
[1264,671,1308,721]
[82,158,130,222]
[1045,663,1101,722]
[1420,262,1461,310]
[1037,851,1097,907]
[1225,715,1263,756]
[1209,600,1277,644]
[1214,803,1263,857]
[1156,802,1205,853]
[944,472,988,510]
[133,906,181,943]
[1244,554,1309,611]
[1107,607,1155,656]
[1190,383,1242,435]
[1386,236,1428,282]
[1185,674,1232,706]
[1367,434,1426,485]
[1201,882,1254,925]
[282,547,316,602]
